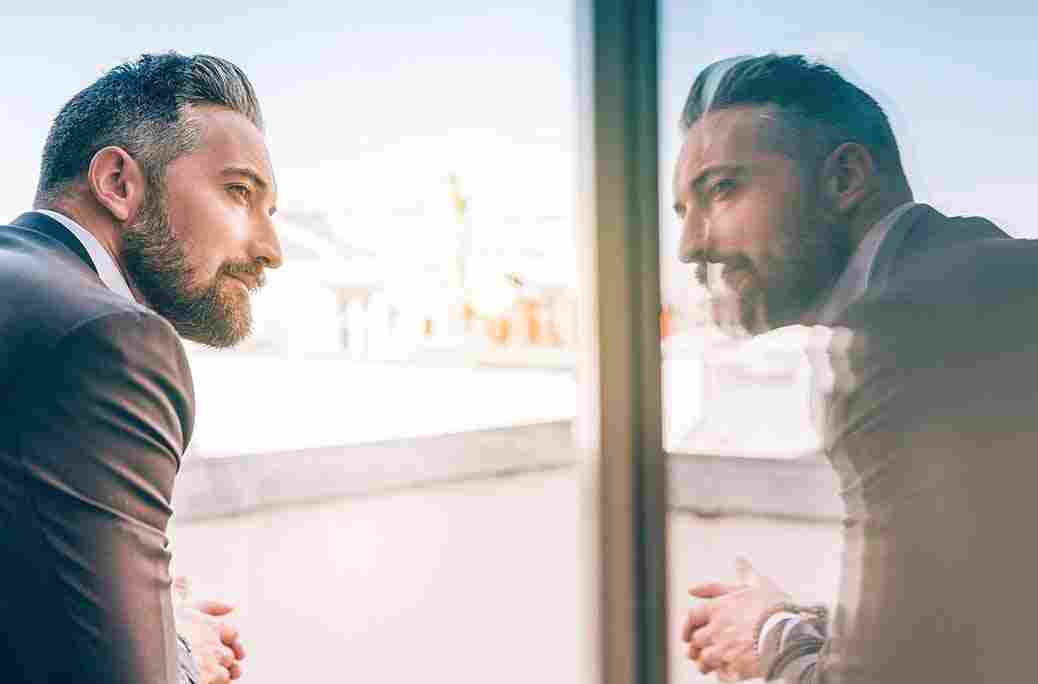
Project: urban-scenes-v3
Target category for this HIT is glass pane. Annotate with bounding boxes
[0,4,578,459]
[189,3,581,456]
[660,4,1038,683]
[661,5,1038,459]
[3,4,587,684]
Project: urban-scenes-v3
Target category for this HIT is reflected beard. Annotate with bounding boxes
[720,215,852,336]
[759,213,853,332]
[122,190,254,348]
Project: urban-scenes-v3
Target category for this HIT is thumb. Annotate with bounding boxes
[689,582,742,599]
[735,557,760,585]
[172,575,191,602]
[194,599,236,616]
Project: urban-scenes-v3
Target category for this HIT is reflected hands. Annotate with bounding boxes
[681,558,790,682]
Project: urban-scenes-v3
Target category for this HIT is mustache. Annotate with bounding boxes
[693,256,753,288]
[221,261,267,289]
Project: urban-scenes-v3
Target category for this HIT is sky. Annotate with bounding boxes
[2,2,1037,303]
[0,1,576,225]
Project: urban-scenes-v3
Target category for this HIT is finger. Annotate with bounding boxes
[227,637,246,660]
[172,576,191,602]
[697,654,717,676]
[735,557,760,585]
[210,667,231,684]
[219,622,240,645]
[218,645,237,668]
[229,661,243,680]
[681,605,710,642]
[689,582,741,599]
[687,641,701,662]
[721,641,751,668]
[691,625,716,649]
[196,599,236,616]
[699,644,728,673]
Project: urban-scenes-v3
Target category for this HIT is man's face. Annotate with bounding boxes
[122,104,282,347]
[673,106,850,334]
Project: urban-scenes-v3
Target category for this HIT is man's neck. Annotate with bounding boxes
[847,186,915,249]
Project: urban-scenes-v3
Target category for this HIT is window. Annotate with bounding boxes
[659,2,1038,460]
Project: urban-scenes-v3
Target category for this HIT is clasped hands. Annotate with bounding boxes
[173,576,246,683]
[682,558,790,682]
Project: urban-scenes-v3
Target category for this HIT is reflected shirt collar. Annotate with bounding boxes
[34,209,137,303]
[814,201,917,323]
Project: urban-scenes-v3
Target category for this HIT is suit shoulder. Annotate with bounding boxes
[839,237,1038,350]
[33,308,196,456]
[886,236,1038,304]
[0,225,190,406]
[0,223,158,344]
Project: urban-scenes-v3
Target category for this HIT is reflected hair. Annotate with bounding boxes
[35,52,263,204]
[680,54,905,177]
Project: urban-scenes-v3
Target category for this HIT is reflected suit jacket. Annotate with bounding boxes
[0,212,194,683]
[787,204,1038,683]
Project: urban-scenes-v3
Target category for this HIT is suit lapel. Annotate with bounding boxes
[868,204,1010,296]
[865,203,931,296]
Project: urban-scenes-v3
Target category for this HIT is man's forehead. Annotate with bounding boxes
[682,106,781,169]
[188,104,275,185]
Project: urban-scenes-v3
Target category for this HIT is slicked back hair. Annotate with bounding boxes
[681,54,905,178]
[35,52,263,205]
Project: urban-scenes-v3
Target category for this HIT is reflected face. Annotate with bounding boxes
[122,105,283,347]
[673,106,849,334]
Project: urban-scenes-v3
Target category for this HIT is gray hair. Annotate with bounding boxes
[35,52,263,204]
[681,54,905,178]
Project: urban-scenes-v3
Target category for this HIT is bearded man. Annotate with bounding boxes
[0,53,281,683]
[676,55,1038,683]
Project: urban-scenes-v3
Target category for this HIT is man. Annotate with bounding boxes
[0,53,281,683]
[675,55,1038,682]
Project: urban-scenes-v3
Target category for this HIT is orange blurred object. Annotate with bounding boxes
[487,316,511,345]
[660,305,673,340]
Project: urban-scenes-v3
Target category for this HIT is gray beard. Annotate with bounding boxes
[121,191,253,348]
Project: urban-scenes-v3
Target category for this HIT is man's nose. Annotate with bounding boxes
[251,214,283,270]
[677,210,709,265]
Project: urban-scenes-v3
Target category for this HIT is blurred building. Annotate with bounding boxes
[234,193,578,367]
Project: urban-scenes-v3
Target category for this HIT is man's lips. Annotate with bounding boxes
[227,272,262,291]
[693,261,753,293]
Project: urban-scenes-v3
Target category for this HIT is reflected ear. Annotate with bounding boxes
[87,146,145,223]
[821,142,874,213]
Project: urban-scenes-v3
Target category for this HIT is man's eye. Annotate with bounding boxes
[229,185,252,202]
[710,180,736,199]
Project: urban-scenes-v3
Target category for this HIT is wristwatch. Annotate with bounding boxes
[752,602,828,655]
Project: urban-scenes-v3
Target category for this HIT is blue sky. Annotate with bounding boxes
[0,1,576,224]
[2,2,1037,301]
[661,2,1038,236]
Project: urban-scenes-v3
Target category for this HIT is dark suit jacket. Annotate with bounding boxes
[808,205,1038,682]
[0,212,195,683]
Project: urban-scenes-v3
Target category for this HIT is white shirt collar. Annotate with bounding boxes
[815,201,917,323]
[34,209,137,303]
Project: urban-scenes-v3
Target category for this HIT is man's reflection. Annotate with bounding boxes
[676,54,1038,683]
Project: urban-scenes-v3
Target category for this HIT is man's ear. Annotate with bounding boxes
[820,142,874,213]
[87,146,145,223]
